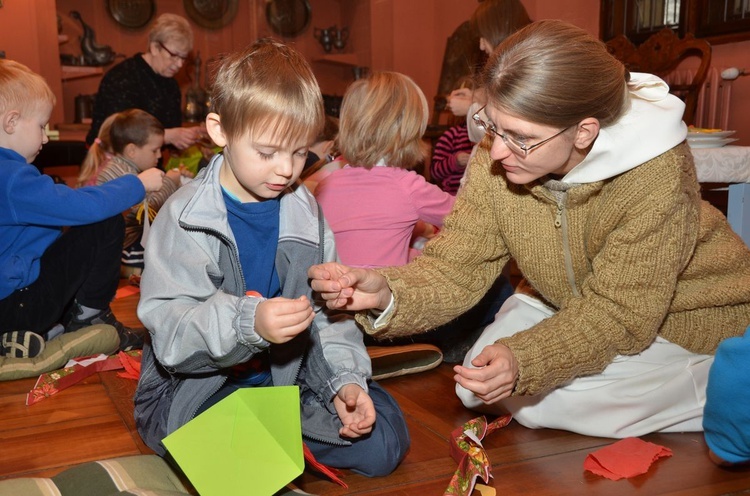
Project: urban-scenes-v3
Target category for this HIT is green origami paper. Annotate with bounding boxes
[163,386,304,496]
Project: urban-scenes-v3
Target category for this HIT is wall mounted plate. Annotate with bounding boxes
[183,0,239,30]
[266,0,312,38]
[107,0,155,29]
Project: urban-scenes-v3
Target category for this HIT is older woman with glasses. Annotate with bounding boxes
[86,14,204,150]
[309,20,750,438]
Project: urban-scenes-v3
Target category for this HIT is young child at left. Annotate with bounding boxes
[78,108,192,277]
[0,59,165,358]
[133,39,410,478]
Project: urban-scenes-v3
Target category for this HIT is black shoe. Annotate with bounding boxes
[1,330,46,358]
[66,306,146,352]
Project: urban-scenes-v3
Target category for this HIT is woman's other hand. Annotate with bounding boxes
[453,343,519,403]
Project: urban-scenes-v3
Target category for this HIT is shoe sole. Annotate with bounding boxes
[1,331,46,359]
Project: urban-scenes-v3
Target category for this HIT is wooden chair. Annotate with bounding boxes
[606,28,712,125]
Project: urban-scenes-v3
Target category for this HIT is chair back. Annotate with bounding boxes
[606,28,711,125]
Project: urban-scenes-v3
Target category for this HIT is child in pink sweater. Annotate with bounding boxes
[315,72,512,361]
[315,72,455,267]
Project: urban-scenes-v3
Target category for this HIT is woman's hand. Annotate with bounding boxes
[165,126,205,150]
[453,343,519,404]
[308,263,391,311]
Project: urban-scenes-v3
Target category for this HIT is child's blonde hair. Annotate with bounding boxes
[77,109,164,186]
[338,71,429,169]
[209,38,324,148]
[0,59,56,116]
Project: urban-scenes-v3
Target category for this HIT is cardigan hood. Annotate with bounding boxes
[562,73,688,184]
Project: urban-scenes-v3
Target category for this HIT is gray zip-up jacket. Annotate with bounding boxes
[134,153,371,456]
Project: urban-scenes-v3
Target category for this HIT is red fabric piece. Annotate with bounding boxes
[116,350,141,380]
[115,285,140,299]
[584,437,673,481]
[302,443,348,488]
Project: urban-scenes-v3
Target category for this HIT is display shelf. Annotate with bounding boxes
[61,65,103,81]
[314,54,359,67]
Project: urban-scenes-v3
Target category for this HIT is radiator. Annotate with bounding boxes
[664,67,734,130]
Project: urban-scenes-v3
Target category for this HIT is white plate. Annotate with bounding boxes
[687,138,738,148]
[687,130,736,139]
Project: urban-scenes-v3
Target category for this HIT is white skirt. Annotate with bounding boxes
[455,294,713,438]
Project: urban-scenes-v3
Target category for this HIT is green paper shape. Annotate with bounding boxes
[163,386,304,496]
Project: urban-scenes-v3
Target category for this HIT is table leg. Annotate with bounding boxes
[727,183,750,247]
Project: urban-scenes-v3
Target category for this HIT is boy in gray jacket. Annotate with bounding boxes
[134,39,409,477]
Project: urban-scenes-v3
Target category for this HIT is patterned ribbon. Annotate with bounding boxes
[444,414,513,496]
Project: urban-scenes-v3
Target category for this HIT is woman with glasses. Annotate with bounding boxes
[309,20,750,438]
[86,14,204,151]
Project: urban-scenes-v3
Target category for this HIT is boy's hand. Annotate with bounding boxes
[137,168,165,192]
[334,384,376,438]
[254,295,314,344]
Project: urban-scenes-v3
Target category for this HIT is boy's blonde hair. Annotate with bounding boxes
[77,109,163,186]
[210,38,324,147]
[338,71,429,169]
[0,59,56,116]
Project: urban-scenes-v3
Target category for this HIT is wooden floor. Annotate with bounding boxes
[1,280,750,495]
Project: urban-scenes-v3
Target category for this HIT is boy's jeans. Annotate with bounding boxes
[0,215,124,335]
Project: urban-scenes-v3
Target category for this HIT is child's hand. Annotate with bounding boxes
[254,295,314,344]
[137,168,165,192]
[447,88,473,117]
[166,168,182,186]
[456,151,471,168]
[178,164,195,178]
[333,384,376,438]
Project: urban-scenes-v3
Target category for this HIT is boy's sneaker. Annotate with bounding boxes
[1,330,46,358]
[66,307,146,352]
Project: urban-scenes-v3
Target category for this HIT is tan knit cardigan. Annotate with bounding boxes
[357,141,750,396]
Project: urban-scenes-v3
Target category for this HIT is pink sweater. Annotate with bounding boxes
[315,165,456,268]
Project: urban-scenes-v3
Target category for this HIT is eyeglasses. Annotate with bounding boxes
[158,41,188,61]
[472,106,570,157]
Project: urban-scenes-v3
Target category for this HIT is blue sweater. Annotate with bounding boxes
[0,147,145,299]
[703,326,750,464]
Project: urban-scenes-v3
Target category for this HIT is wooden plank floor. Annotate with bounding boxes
[1,280,749,494]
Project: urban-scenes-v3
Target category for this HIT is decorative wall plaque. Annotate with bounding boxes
[106,0,156,29]
[183,0,239,30]
[266,0,312,38]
